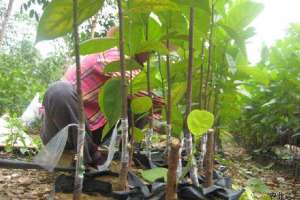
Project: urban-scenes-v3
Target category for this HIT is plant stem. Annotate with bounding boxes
[204,129,214,187]
[166,138,181,200]
[145,21,153,161]
[158,53,166,99]
[198,40,205,109]
[117,0,129,191]
[72,0,85,199]
[183,7,199,187]
[203,2,214,110]
[128,70,135,168]
[166,28,172,153]
[207,47,214,112]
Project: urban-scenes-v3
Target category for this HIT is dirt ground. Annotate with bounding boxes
[0,144,299,200]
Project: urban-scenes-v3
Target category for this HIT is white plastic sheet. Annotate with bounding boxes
[21,93,42,126]
[33,124,78,172]
[97,120,121,171]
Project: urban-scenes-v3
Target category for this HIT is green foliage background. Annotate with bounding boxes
[0,40,66,115]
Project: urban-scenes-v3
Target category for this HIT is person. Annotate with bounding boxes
[40,28,163,168]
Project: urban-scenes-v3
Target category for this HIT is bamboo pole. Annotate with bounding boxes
[166,138,181,200]
[72,0,86,199]
[117,0,129,191]
[183,7,199,187]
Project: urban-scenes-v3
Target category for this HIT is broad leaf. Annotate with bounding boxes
[171,82,186,105]
[246,178,269,193]
[133,127,144,143]
[80,38,117,55]
[136,41,169,55]
[104,59,142,73]
[98,78,122,127]
[131,96,153,114]
[226,53,237,74]
[223,0,263,31]
[127,0,179,14]
[101,123,111,141]
[187,110,214,137]
[141,167,168,182]
[37,0,104,41]
[172,0,210,12]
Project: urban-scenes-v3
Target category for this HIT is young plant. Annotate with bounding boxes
[117,0,129,191]
[183,7,199,187]
[72,0,86,199]
[187,109,214,185]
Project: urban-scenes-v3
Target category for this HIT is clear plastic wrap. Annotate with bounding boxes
[33,124,78,172]
[97,120,120,171]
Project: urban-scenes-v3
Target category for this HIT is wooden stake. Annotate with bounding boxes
[204,129,214,187]
[72,0,86,199]
[166,138,181,200]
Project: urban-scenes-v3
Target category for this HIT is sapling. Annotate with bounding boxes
[117,0,129,191]
[198,40,205,109]
[166,30,172,153]
[183,7,199,187]
[145,20,153,161]
[204,2,215,110]
[72,0,86,199]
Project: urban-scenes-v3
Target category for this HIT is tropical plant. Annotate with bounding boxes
[34,0,267,197]
[233,24,300,150]
[0,40,66,116]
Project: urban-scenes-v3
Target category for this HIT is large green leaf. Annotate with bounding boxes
[226,53,237,74]
[171,82,186,105]
[172,0,210,12]
[79,38,117,55]
[127,0,179,14]
[148,14,163,41]
[131,96,153,114]
[136,41,169,55]
[98,78,122,127]
[187,110,214,137]
[223,0,263,31]
[104,59,142,73]
[246,178,270,193]
[37,0,104,41]
[133,127,144,143]
[141,167,168,182]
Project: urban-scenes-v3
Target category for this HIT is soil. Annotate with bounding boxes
[0,143,298,200]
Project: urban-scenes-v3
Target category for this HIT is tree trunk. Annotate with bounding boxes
[183,7,199,187]
[204,129,214,187]
[166,138,181,200]
[90,14,99,39]
[0,0,15,46]
[117,0,129,191]
[72,0,86,199]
